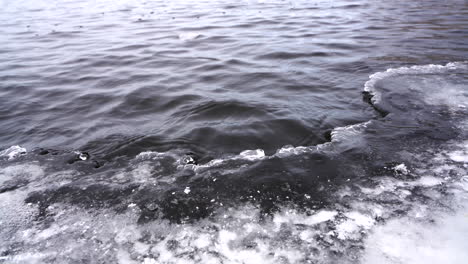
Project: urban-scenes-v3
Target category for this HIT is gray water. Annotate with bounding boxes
[0,0,467,263]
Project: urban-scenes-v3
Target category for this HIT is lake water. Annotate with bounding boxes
[0,0,467,263]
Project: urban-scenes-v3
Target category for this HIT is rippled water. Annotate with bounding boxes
[1,0,467,263]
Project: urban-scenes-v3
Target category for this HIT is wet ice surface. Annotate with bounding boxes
[1,62,468,263]
[0,140,466,264]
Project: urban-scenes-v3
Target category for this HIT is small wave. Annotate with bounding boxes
[256,51,332,60]
[170,100,273,121]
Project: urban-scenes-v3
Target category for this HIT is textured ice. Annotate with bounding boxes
[275,145,312,157]
[459,176,468,191]
[273,209,337,227]
[113,162,169,185]
[363,207,468,264]
[447,141,468,163]
[336,212,375,240]
[416,176,443,187]
[1,138,466,263]
[0,164,44,186]
[449,150,468,163]
[135,151,170,160]
[1,143,467,264]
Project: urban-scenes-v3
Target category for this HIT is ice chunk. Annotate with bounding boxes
[238,149,265,161]
[449,150,468,163]
[393,163,409,175]
[416,176,443,187]
[273,209,337,226]
[0,145,26,160]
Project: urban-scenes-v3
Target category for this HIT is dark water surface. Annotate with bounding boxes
[0,0,467,263]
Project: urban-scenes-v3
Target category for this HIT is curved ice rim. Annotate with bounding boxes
[364,61,468,105]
